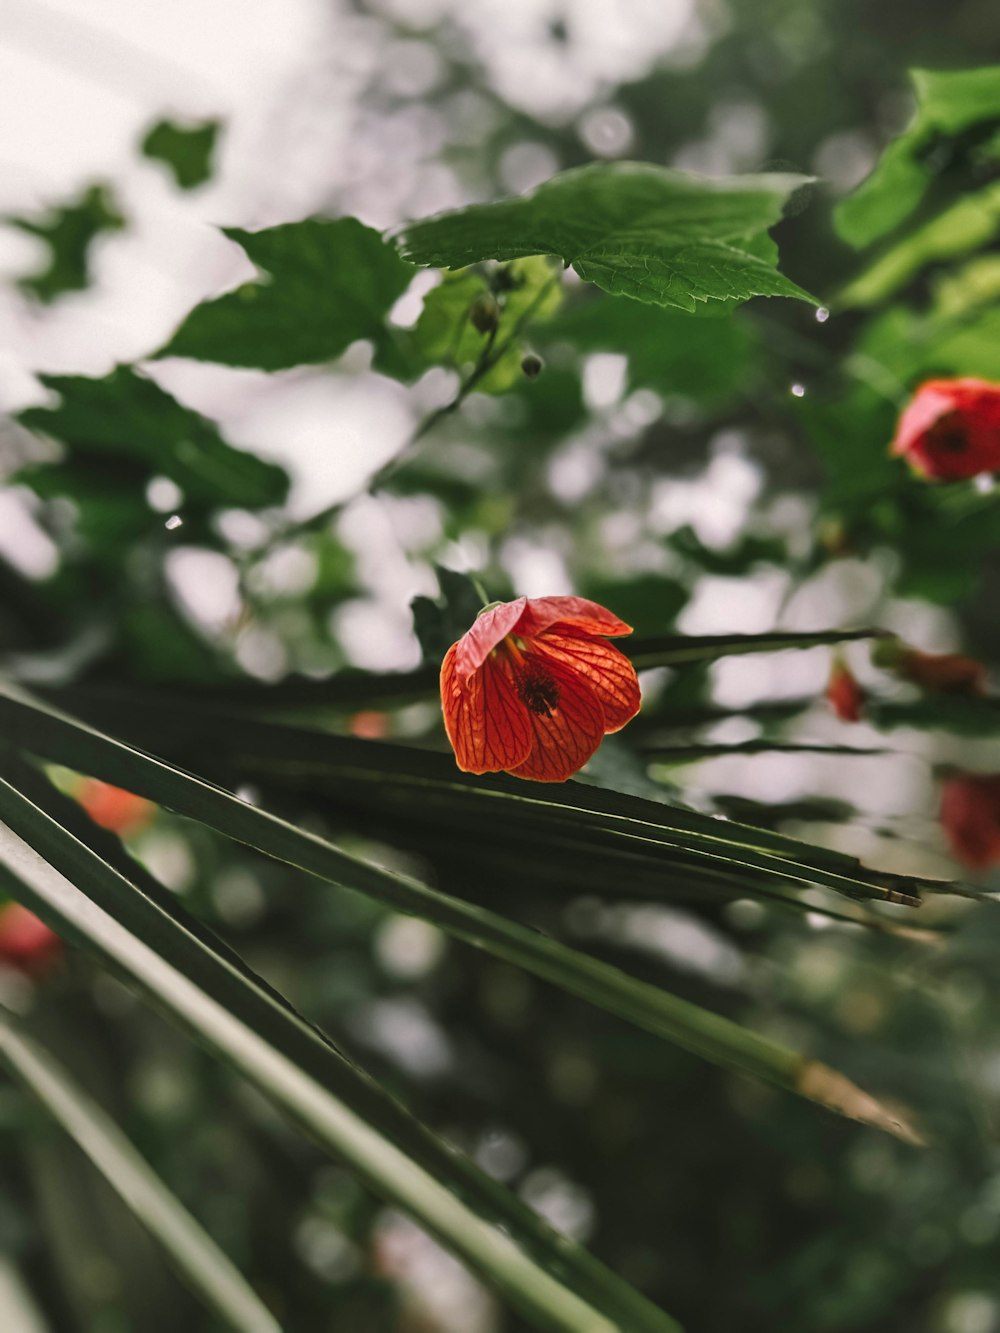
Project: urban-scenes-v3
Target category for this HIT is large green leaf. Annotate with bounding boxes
[0,682,923,1140]
[0,764,676,1333]
[837,66,1000,248]
[157,218,415,370]
[0,1014,280,1333]
[16,367,289,510]
[396,163,816,313]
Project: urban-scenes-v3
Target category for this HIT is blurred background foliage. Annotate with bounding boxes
[3,2,1000,1331]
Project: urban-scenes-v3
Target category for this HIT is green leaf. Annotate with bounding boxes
[0,759,677,1333]
[16,367,289,510]
[838,179,1000,307]
[0,1014,280,1333]
[543,293,757,404]
[157,218,415,370]
[0,682,925,1141]
[396,163,816,313]
[837,66,1000,248]
[8,183,125,303]
[411,565,486,662]
[141,118,221,190]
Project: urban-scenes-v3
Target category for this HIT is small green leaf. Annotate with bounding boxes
[141,118,221,190]
[9,183,125,303]
[837,65,1000,248]
[157,218,416,370]
[410,566,485,662]
[396,162,816,313]
[16,367,289,510]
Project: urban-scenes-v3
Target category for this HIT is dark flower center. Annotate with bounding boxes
[517,663,560,716]
[927,411,967,453]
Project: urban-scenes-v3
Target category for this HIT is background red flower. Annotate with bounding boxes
[891,378,1000,480]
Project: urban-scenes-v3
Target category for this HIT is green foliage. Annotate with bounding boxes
[16,368,289,510]
[397,162,817,312]
[837,65,1000,247]
[409,257,563,391]
[157,218,415,370]
[544,292,758,403]
[141,118,221,190]
[8,183,125,303]
[410,566,485,662]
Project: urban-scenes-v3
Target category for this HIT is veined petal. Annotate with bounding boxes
[508,658,606,782]
[453,597,527,680]
[441,644,533,774]
[528,632,641,733]
[515,596,633,640]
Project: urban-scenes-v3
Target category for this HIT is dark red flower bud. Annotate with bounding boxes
[826,658,864,722]
[940,773,1000,870]
[891,378,1000,481]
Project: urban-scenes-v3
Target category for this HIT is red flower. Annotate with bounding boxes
[440,595,641,782]
[0,903,61,974]
[940,773,1000,870]
[891,378,1000,480]
[76,779,154,835]
[826,658,864,722]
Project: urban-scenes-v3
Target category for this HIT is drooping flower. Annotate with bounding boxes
[0,903,61,974]
[826,657,864,722]
[940,773,1000,870]
[440,595,641,782]
[890,378,1000,481]
[76,778,154,835]
[872,638,987,696]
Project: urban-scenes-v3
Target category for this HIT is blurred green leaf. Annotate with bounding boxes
[16,368,289,510]
[839,179,1000,307]
[837,65,1000,247]
[0,760,677,1333]
[0,1014,280,1333]
[0,683,926,1139]
[396,163,816,312]
[158,218,415,370]
[8,184,125,303]
[141,118,221,190]
[543,292,758,404]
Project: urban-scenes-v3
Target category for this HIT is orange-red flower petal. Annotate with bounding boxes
[506,656,607,782]
[453,598,527,679]
[527,632,640,733]
[515,595,633,640]
[441,643,534,774]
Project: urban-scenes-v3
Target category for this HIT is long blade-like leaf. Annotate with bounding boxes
[0,792,672,1333]
[0,682,923,1141]
[50,689,936,907]
[0,1012,281,1333]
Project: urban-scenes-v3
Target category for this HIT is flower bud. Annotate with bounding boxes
[469,293,500,335]
[521,352,544,379]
